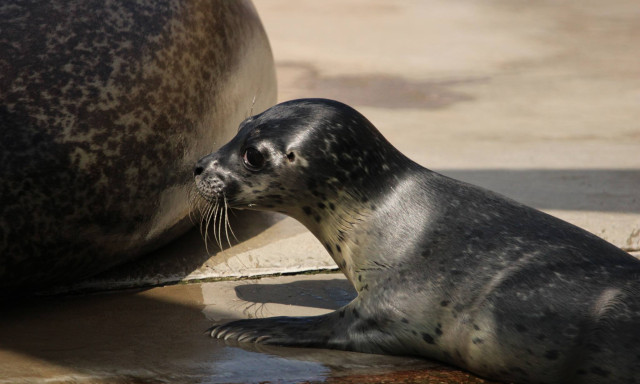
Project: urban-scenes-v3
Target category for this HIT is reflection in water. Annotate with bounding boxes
[213,347,330,383]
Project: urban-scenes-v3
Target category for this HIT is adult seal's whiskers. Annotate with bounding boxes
[194,98,640,384]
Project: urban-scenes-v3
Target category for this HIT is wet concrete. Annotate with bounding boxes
[0,274,497,384]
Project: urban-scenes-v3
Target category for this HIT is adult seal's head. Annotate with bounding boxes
[195,99,640,384]
[0,0,276,292]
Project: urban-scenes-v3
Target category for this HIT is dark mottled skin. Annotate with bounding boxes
[195,99,640,384]
[0,0,276,291]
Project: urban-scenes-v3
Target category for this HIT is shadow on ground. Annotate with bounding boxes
[437,169,640,213]
[235,278,357,310]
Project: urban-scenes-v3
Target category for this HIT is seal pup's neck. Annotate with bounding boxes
[286,153,428,290]
[292,190,373,288]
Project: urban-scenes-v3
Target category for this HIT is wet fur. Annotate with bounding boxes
[194,99,640,384]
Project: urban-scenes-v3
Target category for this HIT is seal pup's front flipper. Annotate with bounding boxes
[209,301,403,355]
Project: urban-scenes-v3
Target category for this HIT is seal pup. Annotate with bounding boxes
[194,99,640,384]
[0,0,276,291]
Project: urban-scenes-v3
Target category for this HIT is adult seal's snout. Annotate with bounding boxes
[200,98,640,384]
[0,0,276,293]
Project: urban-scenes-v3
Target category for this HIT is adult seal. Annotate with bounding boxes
[0,0,276,292]
[194,99,640,384]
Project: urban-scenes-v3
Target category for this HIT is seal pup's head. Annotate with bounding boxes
[193,98,409,225]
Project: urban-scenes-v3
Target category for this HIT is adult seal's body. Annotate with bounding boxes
[0,0,276,291]
[194,99,640,384]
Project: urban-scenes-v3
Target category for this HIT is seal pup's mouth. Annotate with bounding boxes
[191,152,248,253]
[188,183,237,254]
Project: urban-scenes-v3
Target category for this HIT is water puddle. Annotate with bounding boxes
[0,275,494,383]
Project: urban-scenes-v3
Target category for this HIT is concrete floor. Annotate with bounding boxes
[1,0,639,383]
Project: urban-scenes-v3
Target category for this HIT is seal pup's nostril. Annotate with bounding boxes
[194,156,218,177]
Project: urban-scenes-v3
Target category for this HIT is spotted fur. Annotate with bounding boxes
[0,0,276,291]
[195,99,640,384]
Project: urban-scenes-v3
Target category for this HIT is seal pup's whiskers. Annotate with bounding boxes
[200,199,213,235]
[223,194,238,247]
[188,184,221,256]
[191,193,239,256]
[202,200,217,255]
[212,201,223,252]
[187,184,207,227]
[216,200,224,251]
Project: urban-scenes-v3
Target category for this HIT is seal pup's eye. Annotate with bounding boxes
[243,147,265,171]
